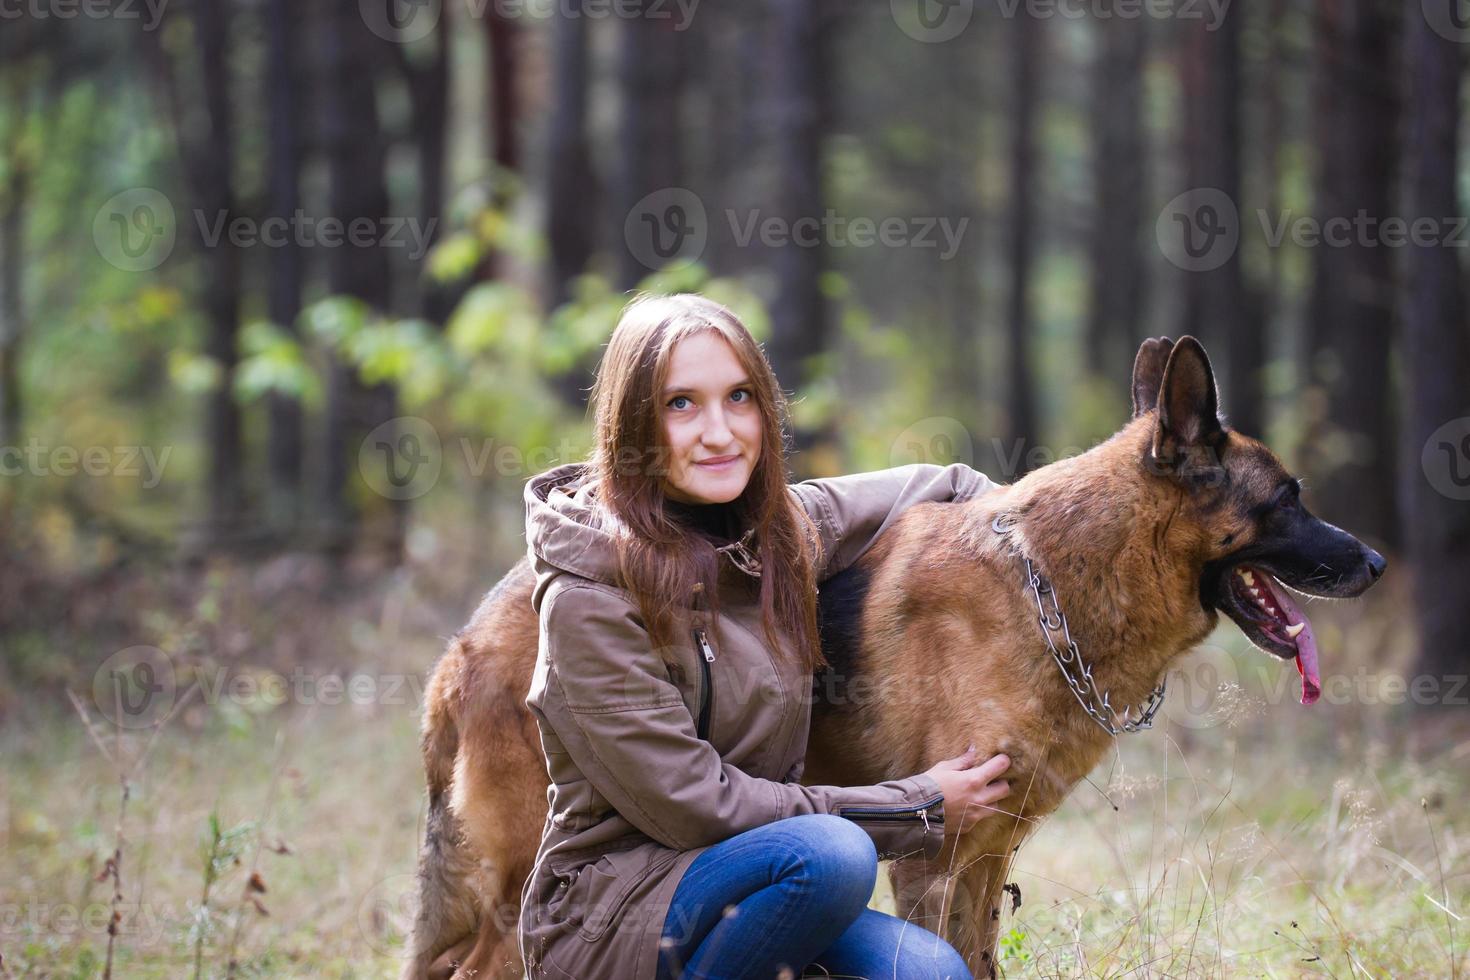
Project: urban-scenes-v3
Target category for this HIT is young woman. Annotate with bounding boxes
[518,293,1013,980]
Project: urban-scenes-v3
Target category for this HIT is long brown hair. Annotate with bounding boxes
[586,292,826,672]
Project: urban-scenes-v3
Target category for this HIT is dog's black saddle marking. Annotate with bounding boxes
[814,563,871,713]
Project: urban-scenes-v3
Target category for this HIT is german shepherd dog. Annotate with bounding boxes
[401,337,1386,979]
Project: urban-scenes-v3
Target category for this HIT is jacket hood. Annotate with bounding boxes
[525,462,623,612]
[524,461,764,613]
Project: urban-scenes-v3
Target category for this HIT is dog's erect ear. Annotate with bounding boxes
[1152,336,1223,463]
[1131,337,1175,418]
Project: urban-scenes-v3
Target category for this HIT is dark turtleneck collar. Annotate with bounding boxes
[665,496,744,542]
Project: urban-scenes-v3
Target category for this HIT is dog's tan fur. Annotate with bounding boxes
[402,338,1372,979]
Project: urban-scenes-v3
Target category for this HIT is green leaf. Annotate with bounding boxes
[301,295,372,349]
[446,283,539,358]
[167,350,222,394]
[425,232,482,284]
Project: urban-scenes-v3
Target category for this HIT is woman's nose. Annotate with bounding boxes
[702,406,733,445]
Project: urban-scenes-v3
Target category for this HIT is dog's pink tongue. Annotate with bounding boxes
[1262,574,1320,705]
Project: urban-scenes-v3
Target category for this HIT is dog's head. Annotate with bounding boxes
[1130,336,1386,704]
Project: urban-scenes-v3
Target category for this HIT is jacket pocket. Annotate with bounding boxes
[835,793,945,824]
[833,794,946,861]
[692,627,717,741]
[576,847,680,942]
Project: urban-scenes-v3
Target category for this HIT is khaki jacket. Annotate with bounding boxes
[518,460,995,979]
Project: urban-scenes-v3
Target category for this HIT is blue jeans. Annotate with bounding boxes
[654,813,972,980]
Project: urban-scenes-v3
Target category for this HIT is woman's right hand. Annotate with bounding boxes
[923,746,1011,835]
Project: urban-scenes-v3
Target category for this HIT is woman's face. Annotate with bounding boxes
[658,331,762,504]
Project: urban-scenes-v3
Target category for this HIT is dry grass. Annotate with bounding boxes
[3,560,1466,978]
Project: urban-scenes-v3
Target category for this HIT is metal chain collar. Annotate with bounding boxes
[991,514,1166,737]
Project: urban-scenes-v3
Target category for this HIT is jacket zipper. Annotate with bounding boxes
[694,627,716,741]
[838,794,945,834]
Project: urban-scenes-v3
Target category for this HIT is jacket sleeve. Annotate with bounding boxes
[538,582,947,861]
[790,461,996,582]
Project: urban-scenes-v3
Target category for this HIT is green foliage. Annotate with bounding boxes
[233,321,323,408]
[168,350,223,395]
[999,927,1032,965]
[425,231,482,284]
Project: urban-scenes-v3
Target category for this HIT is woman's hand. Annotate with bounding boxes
[923,746,1011,835]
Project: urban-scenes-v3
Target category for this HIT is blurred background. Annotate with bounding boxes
[2,1,1468,976]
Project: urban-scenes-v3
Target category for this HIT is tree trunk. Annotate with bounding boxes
[1400,0,1470,684]
[545,0,598,411]
[195,0,244,544]
[1005,10,1040,477]
[389,4,450,321]
[934,27,983,426]
[0,165,24,453]
[1178,6,1257,434]
[320,0,402,560]
[546,0,595,310]
[486,7,519,180]
[616,2,684,288]
[1306,0,1399,545]
[765,0,828,401]
[1086,4,1147,391]
[265,0,304,532]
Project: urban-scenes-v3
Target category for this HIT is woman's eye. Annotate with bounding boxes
[668,396,690,411]
[731,389,752,404]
